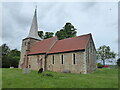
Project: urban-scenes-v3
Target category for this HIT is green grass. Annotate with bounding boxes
[0,68,2,89]
[2,68,118,88]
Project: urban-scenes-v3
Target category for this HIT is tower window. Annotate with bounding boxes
[25,42,26,46]
[61,54,64,64]
[52,55,54,64]
[73,54,76,64]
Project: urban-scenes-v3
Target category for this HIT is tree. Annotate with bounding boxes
[38,31,44,39]
[1,44,10,56]
[44,32,54,39]
[55,22,77,40]
[2,55,11,68]
[97,45,116,65]
[7,49,20,68]
[38,31,54,39]
[1,44,11,68]
[1,44,20,68]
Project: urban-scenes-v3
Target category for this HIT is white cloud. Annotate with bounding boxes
[2,2,118,54]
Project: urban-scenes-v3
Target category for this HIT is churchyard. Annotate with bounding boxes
[2,68,118,88]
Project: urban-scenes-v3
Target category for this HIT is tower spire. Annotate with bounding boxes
[27,7,40,39]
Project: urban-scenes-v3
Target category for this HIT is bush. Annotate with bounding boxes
[97,63,103,68]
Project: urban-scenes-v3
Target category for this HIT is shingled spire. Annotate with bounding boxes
[27,8,40,39]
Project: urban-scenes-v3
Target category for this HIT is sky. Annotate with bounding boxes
[1,2,118,56]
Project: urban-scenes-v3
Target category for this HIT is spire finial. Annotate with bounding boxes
[35,5,37,10]
[34,4,37,15]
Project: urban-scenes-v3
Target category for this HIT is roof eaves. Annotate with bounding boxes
[28,52,46,56]
[47,49,85,55]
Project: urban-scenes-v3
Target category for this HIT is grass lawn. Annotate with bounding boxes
[0,68,2,89]
[2,68,118,88]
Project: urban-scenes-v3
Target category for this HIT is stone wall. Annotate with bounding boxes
[19,38,40,68]
[46,51,86,74]
[27,46,96,74]
[85,37,96,73]
[28,55,45,70]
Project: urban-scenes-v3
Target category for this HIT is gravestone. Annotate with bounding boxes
[38,68,43,74]
[63,69,71,73]
[23,68,30,74]
[10,67,14,69]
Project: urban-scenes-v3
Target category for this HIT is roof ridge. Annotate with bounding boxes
[78,33,91,37]
[58,33,91,41]
[46,37,58,53]
[43,36,57,40]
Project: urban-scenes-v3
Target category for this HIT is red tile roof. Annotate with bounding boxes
[29,37,57,55]
[28,33,91,55]
[48,33,91,54]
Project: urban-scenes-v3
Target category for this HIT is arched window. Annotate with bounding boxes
[25,42,26,46]
[73,54,76,64]
[61,54,64,64]
[52,55,54,64]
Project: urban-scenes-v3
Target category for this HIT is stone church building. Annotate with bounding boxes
[19,9,97,74]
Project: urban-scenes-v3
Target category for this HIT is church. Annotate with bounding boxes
[19,8,97,74]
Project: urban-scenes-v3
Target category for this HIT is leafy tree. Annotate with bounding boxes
[55,30,66,40]
[8,49,20,68]
[1,44,11,68]
[38,31,44,39]
[97,45,116,65]
[2,56,11,68]
[0,46,1,68]
[55,22,77,40]
[1,44,10,56]
[38,22,77,40]
[38,31,54,39]
[44,32,54,39]
[1,44,20,68]
[8,49,20,57]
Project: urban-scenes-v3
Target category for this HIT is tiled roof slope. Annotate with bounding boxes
[29,37,57,55]
[28,33,91,55]
[48,33,91,54]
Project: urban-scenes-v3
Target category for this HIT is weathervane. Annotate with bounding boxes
[35,5,37,10]
[34,0,37,10]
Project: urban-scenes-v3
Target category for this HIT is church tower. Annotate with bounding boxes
[19,8,41,69]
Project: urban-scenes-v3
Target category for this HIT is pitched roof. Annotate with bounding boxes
[29,37,57,55]
[48,33,91,54]
[28,33,91,55]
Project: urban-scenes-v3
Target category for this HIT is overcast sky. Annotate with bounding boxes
[1,2,118,54]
